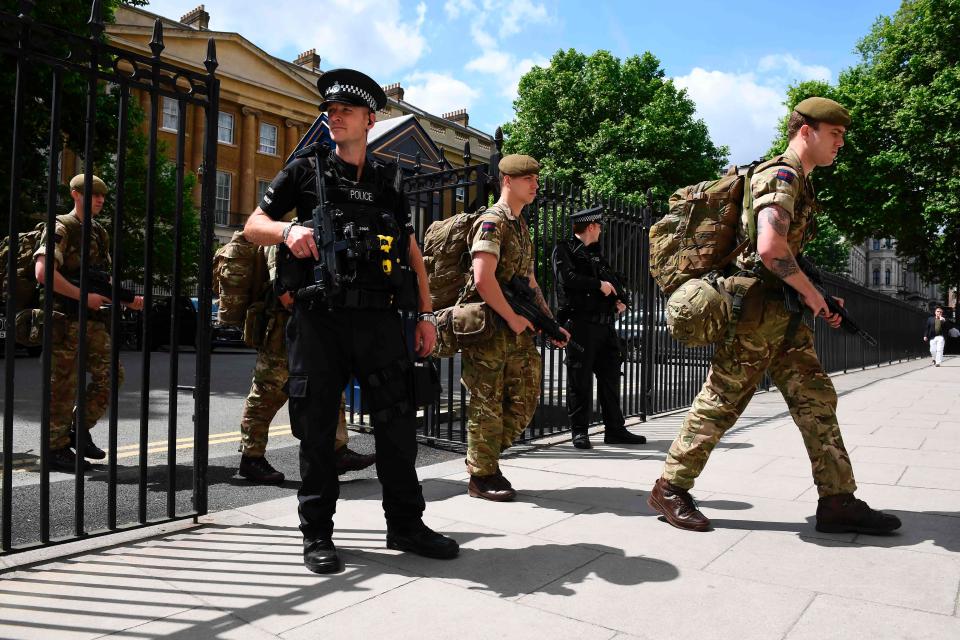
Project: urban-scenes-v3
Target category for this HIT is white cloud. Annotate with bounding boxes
[500,0,549,37]
[444,0,477,20]
[143,0,428,78]
[402,71,480,115]
[674,56,834,165]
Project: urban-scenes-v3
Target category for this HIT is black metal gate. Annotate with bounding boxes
[1,2,219,556]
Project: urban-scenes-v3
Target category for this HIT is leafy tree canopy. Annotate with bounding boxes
[770,0,960,292]
[502,49,728,205]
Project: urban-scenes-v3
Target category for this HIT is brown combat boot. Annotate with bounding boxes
[647,477,711,531]
[335,446,376,475]
[468,473,516,502]
[815,494,901,534]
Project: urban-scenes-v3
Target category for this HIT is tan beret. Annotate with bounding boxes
[794,97,851,127]
[498,154,540,177]
[69,174,108,195]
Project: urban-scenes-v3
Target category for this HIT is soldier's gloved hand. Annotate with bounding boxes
[507,312,534,335]
[600,280,618,297]
[285,225,318,261]
[86,292,109,310]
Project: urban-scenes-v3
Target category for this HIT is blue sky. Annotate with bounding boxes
[144,0,901,164]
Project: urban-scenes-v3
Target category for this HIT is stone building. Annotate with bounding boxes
[80,4,494,244]
[849,237,942,311]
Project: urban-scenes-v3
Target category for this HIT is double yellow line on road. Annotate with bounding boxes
[6,424,294,473]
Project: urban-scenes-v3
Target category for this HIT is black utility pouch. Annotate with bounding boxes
[411,358,441,408]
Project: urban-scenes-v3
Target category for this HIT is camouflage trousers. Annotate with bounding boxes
[240,310,347,457]
[462,326,541,476]
[49,318,122,449]
[662,299,857,497]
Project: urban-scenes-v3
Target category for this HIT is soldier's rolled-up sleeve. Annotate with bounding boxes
[470,215,503,260]
[33,221,68,267]
[752,166,801,216]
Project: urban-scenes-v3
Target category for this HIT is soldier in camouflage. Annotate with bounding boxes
[648,97,901,535]
[33,174,143,473]
[460,154,568,501]
[237,244,375,484]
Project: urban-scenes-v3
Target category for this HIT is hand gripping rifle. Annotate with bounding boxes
[786,255,878,346]
[64,269,136,308]
[291,146,345,301]
[502,275,583,352]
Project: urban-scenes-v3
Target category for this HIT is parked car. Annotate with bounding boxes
[200,298,246,349]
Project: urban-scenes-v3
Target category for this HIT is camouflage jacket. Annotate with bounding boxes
[34,210,111,317]
[460,201,534,303]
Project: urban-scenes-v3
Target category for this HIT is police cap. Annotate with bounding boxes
[794,97,851,127]
[317,68,387,112]
[68,174,108,195]
[498,154,540,177]
[569,205,603,224]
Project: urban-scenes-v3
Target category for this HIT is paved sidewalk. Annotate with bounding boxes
[2,357,958,639]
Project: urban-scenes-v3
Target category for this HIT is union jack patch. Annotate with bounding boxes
[481,221,496,233]
[775,168,795,184]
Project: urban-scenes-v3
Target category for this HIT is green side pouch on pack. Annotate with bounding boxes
[15,308,65,346]
[242,301,266,349]
[433,307,459,358]
[451,302,495,347]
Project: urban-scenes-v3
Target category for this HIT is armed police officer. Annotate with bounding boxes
[243,69,458,573]
[648,97,901,535]
[552,206,646,449]
[34,174,143,473]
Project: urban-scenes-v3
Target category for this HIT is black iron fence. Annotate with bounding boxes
[1,4,219,556]
[376,132,932,450]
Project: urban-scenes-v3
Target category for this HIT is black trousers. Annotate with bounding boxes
[565,318,625,431]
[286,306,424,540]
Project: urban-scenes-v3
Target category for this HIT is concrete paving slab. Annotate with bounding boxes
[93,607,281,640]
[693,492,856,543]
[843,427,927,449]
[898,465,960,491]
[850,446,960,470]
[757,455,906,485]
[520,552,813,640]
[921,432,960,453]
[690,467,815,501]
[522,475,651,514]
[279,577,618,640]
[785,594,960,640]
[705,531,960,614]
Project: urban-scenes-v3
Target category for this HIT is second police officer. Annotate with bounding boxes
[243,68,459,574]
[552,206,647,449]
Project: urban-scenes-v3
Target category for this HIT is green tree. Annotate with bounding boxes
[502,49,728,205]
[771,1,960,295]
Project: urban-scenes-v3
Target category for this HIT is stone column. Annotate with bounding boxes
[239,106,260,224]
[284,119,301,157]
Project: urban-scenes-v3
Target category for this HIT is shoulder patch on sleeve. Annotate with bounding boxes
[775,168,796,184]
[481,221,496,233]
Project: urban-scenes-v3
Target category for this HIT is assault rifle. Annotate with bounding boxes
[502,275,583,352]
[601,265,633,309]
[62,269,136,309]
[292,145,345,301]
[785,256,878,346]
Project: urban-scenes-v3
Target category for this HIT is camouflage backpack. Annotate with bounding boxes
[211,230,268,327]
[422,206,508,310]
[0,222,44,310]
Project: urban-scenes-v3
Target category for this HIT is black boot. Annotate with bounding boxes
[604,427,646,445]
[303,538,341,574]
[815,494,901,534]
[387,522,459,559]
[571,429,592,449]
[50,447,91,473]
[335,446,376,475]
[238,455,285,484]
[70,427,106,460]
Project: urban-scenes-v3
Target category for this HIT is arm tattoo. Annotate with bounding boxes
[528,266,553,318]
[758,206,791,237]
[770,255,800,279]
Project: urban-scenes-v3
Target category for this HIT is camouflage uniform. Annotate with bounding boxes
[34,211,120,450]
[460,201,542,477]
[662,148,857,497]
[239,245,347,457]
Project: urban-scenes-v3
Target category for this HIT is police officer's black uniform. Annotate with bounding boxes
[258,69,457,572]
[552,207,646,449]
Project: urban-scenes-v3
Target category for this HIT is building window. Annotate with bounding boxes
[873,269,880,286]
[257,179,270,205]
[872,239,880,250]
[456,186,465,203]
[215,171,231,225]
[885,238,893,249]
[217,111,234,144]
[161,97,180,131]
[259,122,278,155]
[885,269,891,285]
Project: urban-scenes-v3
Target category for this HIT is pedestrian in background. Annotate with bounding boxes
[923,306,948,367]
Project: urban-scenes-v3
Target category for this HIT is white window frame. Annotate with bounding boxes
[217,111,234,144]
[258,122,278,155]
[215,171,232,226]
[256,179,271,205]
[161,96,180,132]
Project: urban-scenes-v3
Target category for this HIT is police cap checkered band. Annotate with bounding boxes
[569,205,603,224]
[317,68,387,112]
